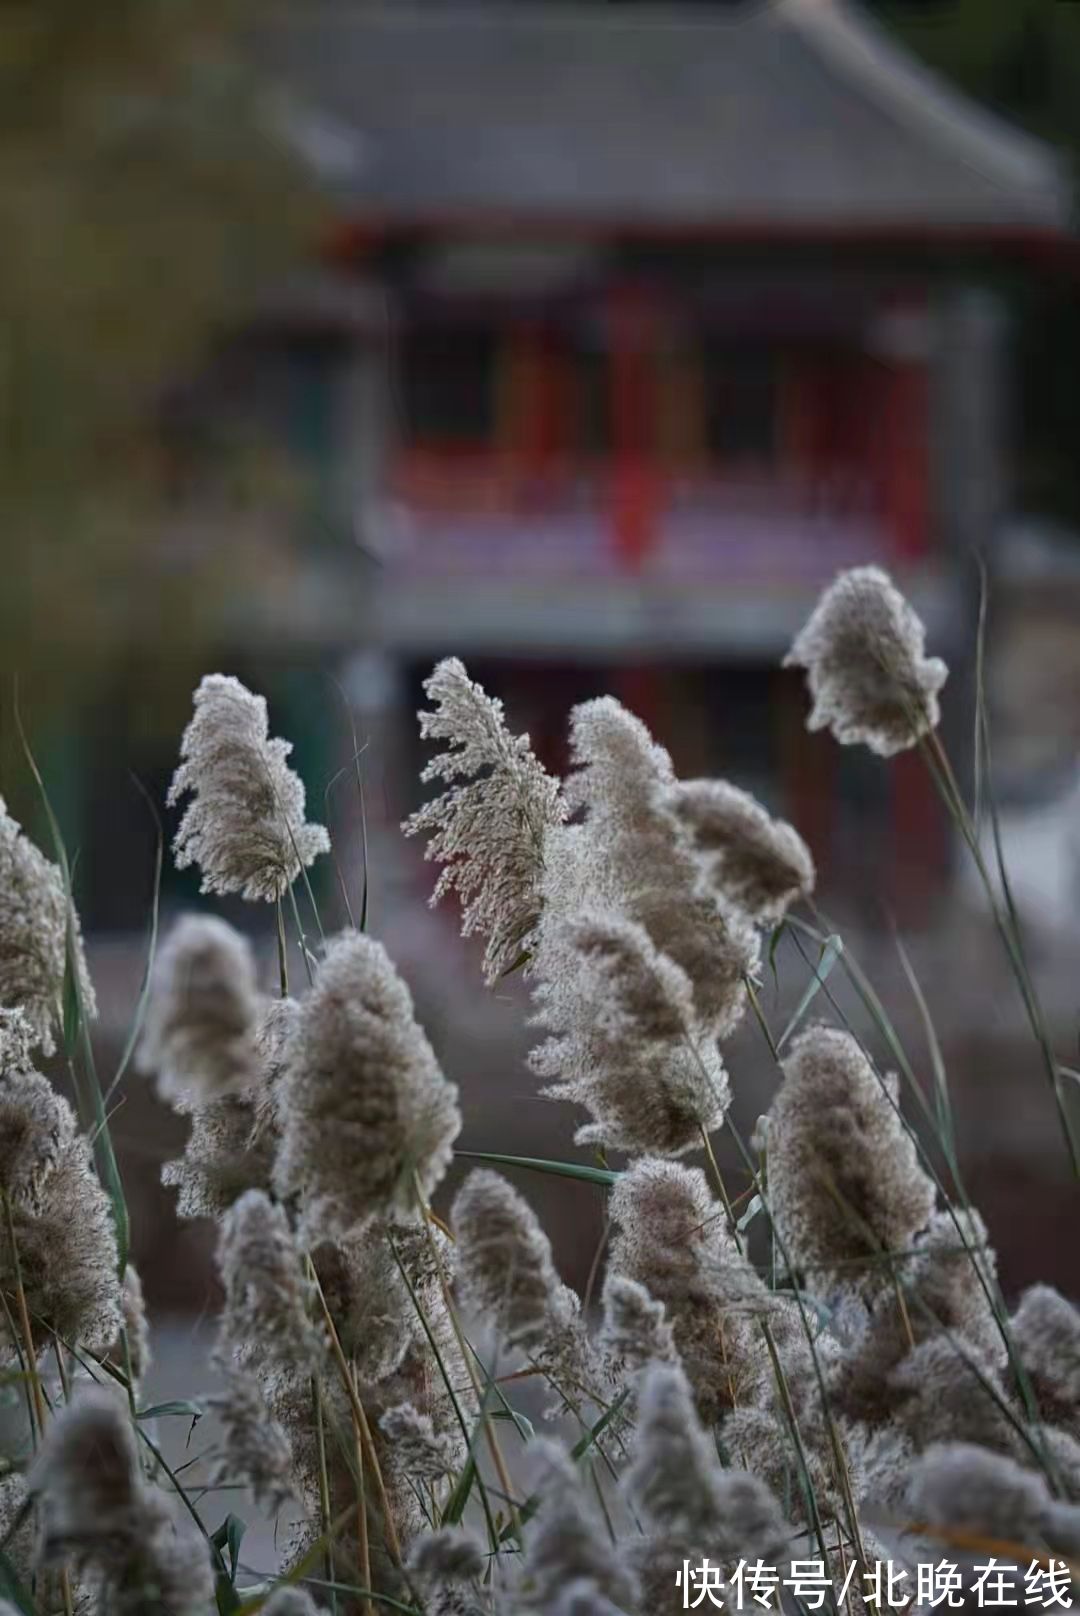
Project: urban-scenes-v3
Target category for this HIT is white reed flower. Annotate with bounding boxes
[668,778,815,926]
[275,931,461,1240]
[162,994,296,1219]
[599,1273,678,1384]
[910,1210,1004,1359]
[523,1439,640,1614]
[452,1169,580,1356]
[408,1528,485,1585]
[0,1474,33,1595]
[216,1189,321,1373]
[4,1130,122,1356]
[549,1583,630,1616]
[531,907,729,1156]
[168,673,329,902]
[889,1335,1018,1454]
[0,1007,33,1075]
[312,1220,427,1385]
[0,1066,75,1205]
[451,1170,591,1415]
[832,1208,1004,1425]
[908,1442,1080,1563]
[138,914,260,1106]
[626,1361,789,1561]
[408,1529,486,1616]
[607,1159,773,1425]
[1011,1285,1080,1440]
[0,794,96,1056]
[765,1025,936,1292]
[31,1387,143,1555]
[163,1092,270,1220]
[213,1192,316,1523]
[404,657,567,983]
[784,566,947,756]
[270,1221,471,1594]
[31,1388,214,1610]
[546,698,759,1037]
[210,1365,296,1513]
[380,1402,459,1481]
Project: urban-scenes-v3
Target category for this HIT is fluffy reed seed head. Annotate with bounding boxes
[765,1025,936,1293]
[1011,1285,1080,1439]
[0,1065,75,1205]
[379,1402,459,1481]
[210,1364,296,1514]
[549,1583,632,1616]
[831,1208,1003,1425]
[626,1361,790,1561]
[311,1219,434,1385]
[668,778,815,926]
[908,1442,1080,1562]
[162,993,296,1219]
[599,1273,678,1383]
[403,657,567,983]
[168,673,330,902]
[909,1210,1004,1361]
[784,566,947,756]
[0,1006,33,1074]
[523,1438,640,1614]
[607,1158,770,1426]
[549,698,759,1038]
[275,931,461,1240]
[32,1388,214,1609]
[530,907,730,1156]
[452,1169,578,1355]
[889,1335,1018,1455]
[3,1131,122,1356]
[31,1387,143,1559]
[0,1475,32,1594]
[408,1529,486,1616]
[408,1528,486,1585]
[137,914,260,1106]
[216,1189,322,1373]
[0,794,96,1056]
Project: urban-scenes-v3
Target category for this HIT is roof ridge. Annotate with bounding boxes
[260,0,1072,233]
[777,0,1067,207]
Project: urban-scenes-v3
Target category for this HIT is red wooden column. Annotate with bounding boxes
[501,321,565,495]
[883,375,930,561]
[524,325,565,479]
[609,283,661,572]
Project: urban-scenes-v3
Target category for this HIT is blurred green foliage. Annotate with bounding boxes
[0,0,321,722]
[873,0,1080,145]
[875,0,1080,528]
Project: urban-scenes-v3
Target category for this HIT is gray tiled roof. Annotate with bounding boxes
[262,0,1070,232]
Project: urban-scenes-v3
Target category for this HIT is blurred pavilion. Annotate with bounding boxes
[84,0,1074,929]
[240,0,1070,918]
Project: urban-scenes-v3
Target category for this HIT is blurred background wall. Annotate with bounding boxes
[5,0,1080,1323]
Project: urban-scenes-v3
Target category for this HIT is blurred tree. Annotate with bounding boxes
[0,0,322,742]
[870,0,1080,530]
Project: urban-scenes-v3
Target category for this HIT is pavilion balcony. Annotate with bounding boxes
[365,459,952,659]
